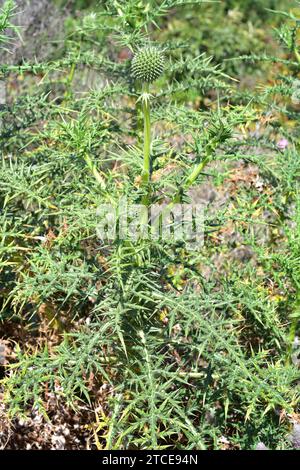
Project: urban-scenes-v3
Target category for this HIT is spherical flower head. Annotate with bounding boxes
[131,46,164,83]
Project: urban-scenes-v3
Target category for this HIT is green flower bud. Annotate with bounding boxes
[131,46,164,83]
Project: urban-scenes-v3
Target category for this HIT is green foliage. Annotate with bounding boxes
[0,0,17,49]
[0,0,300,451]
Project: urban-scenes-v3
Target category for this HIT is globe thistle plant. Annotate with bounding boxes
[132,46,165,193]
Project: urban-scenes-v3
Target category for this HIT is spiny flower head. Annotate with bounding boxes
[131,46,164,83]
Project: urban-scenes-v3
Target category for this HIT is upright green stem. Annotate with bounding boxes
[140,83,152,232]
[142,82,151,188]
[136,83,144,141]
[184,154,211,189]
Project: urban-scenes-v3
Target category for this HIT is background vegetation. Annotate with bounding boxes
[0,0,300,450]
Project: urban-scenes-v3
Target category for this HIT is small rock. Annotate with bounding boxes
[289,423,300,449]
[51,434,66,450]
